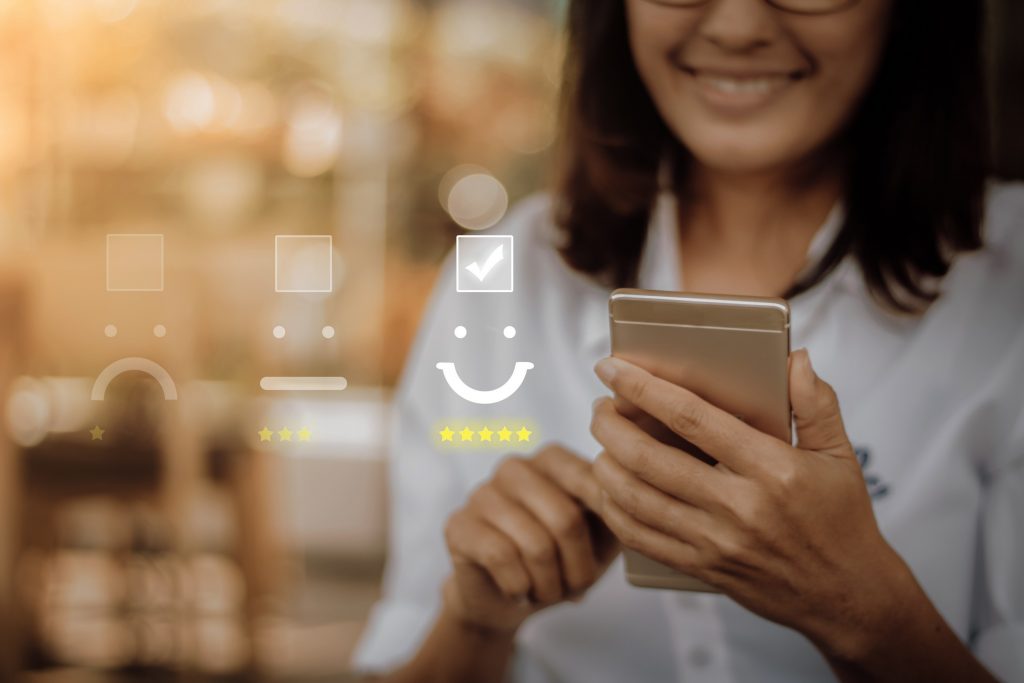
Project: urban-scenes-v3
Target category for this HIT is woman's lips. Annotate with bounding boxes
[682,66,807,111]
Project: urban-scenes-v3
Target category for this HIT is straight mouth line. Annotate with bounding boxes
[259,376,349,391]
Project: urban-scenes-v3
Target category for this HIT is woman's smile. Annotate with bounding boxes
[681,65,810,113]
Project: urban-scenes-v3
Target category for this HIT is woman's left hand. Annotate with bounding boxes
[589,350,918,663]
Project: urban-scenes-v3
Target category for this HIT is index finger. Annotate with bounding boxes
[532,444,603,513]
[593,356,774,475]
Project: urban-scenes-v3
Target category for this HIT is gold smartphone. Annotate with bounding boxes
[608,289,792,592]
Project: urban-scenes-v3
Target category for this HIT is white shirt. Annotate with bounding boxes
[354,183,1024,682]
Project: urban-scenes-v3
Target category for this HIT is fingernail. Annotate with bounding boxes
[594,358,618,385]
[800,348,815,374]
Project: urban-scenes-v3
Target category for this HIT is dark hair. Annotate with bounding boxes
[554,1,990,313]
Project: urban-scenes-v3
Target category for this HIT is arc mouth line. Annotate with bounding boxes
[435,361,534,405]
[91,357,178,401]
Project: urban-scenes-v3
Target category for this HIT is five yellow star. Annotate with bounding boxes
[258,426,273,442]
[459,427,475,441]
[89,425,105,441]
[278,427,293,442]
[498,426,512,442]
[439,426,454,442]
[298,427,312,442]
[478,426,494,441]
[516,426,532,442]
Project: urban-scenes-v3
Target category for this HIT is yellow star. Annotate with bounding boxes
[439,426,454,442]
[478,426,493,441]
[298,427,312,442]
[258,426,273,442]
[516,426,532,442]
[459,427,475,442]
[277,427,293,441]
[89,425,105,441]
[498,426,512,442]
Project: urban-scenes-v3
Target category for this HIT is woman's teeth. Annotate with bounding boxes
[696,74,789,95]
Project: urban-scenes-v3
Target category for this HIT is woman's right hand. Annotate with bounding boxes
[442,444,618,634]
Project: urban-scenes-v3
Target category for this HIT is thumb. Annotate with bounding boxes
[789,348,851,455]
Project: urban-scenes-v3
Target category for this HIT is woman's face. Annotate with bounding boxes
[625,0,891,175]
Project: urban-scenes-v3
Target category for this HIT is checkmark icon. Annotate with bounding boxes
[456,235,514,292]
[465,244,504,282]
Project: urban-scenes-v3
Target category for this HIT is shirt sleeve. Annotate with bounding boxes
[349,252,464,673]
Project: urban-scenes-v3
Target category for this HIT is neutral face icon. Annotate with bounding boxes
[435,325,533,405]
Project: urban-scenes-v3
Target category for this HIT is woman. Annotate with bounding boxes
[355,0,1024,681]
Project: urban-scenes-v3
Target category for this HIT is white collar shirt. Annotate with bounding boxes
[354,182,1024,682]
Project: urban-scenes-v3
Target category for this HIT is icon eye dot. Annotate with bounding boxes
[273,325,287,339]
[322,325,335,339]
[503,326,516,339]
[454,325,467,339]
[104,324,118,338]
[153,324,167,338]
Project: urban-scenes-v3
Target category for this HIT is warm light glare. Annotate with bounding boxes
[443,170,509,231]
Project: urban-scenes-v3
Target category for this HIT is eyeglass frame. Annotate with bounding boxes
[640,0,861,17]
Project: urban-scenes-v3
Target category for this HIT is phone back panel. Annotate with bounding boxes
[608,289,791,592]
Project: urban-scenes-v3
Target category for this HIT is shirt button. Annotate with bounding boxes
[688,646,712,668]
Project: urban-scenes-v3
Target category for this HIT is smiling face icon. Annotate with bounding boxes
[436,325,533,405]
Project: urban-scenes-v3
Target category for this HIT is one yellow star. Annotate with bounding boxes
[258,426,273,442]
[439,426,454,442]
[459,427,475,442]
[278,427,293,441]
[516,426,532,442]
[498,426,512,442]
[298,427,312,442]
[89,425,105,441]
[478,426,494,442]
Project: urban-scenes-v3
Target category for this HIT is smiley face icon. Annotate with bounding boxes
[435,325,533,405]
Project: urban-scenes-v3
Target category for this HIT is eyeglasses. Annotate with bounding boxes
[642,0,860,16]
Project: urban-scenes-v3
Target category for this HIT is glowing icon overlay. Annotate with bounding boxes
[275,235,333,293]
[91,357,178,401]
[436,324,531,405]
[456,235,513,293]
[434,422,536,449]
[259,377,348,392]
[107,234,164,292]
[258,426,312,442]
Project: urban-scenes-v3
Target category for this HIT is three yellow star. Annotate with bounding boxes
[298,427,312,442]
[516,426,532,442]
[459,427,475,442]
[478,426,494,441]
[498,426,512,442]
[258,426,273,442]
[89,425,105,441]
[439,426,454,442]
[278,427,293,442]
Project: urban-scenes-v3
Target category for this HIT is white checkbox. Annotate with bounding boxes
[456,235,514,293]
[106,234,164,292]
[275,235,333,293]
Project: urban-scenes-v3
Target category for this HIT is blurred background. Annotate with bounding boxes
[0,1,1019,682]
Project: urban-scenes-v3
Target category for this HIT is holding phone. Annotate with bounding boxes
[608,289,792,592]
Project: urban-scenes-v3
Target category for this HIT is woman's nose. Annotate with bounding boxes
[696,0,779,54]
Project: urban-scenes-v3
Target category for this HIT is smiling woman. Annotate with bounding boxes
[354,1,1021,682]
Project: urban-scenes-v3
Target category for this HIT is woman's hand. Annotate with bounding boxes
[588,350,917,664]
[442,444,618,635]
